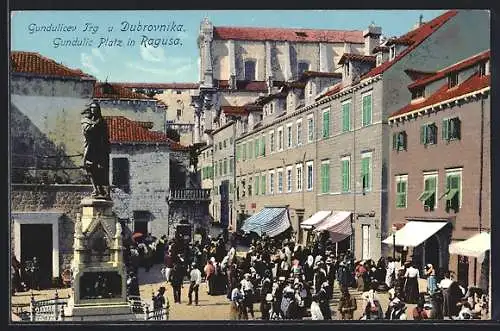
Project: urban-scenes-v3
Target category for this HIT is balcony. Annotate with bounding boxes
[168,189,211,202]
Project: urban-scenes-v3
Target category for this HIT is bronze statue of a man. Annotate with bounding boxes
[81,101,111,199]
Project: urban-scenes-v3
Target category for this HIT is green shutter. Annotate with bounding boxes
[214,163,218,178]
[362,95,372,126]
[261,175,266,195]
[325,164,330,192]
[361,157,370,190]
[342,103,350,132]
[323,110,330,138]
[442,119,449,140]
[255,176,259,195]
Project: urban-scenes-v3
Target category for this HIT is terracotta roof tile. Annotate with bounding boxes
[111,82,199,89]
[94,82,154,100]
[11,51,95,80]
[221,106,248,115]
[316,82,344,100]
[299,71,342,81]
[213,26,364,43]
[338,53,376,65]
[390,73,490,119]
[408,50,490,89]
[361,10,458,79]
[104,116,188,150]
[216,80,268,92]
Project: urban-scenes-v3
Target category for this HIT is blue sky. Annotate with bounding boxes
[11,10,446,83]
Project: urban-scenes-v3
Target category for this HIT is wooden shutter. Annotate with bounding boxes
[420,125,426,144]
[453,117,461,139]
[442,119,449,140]
[323,110,330,137]
[361,158,369,189]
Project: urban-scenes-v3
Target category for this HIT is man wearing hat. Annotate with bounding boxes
[240,273,255,319]
[81,101,110,199]
[188,262,202,305]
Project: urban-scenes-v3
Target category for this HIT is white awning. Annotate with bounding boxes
[449,232,490,263]
[300,210,332,230]
[314,211,352,243]
[382,221,448,247]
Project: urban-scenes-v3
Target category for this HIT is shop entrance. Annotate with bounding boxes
[21,224,53,289]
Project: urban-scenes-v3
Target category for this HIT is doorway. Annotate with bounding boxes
[21,224,53,289]
[134,221,148,235]
[457,255,470,288]
[424,234,440,273]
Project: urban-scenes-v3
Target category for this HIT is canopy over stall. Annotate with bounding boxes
[241,207,291,237]
[300,210,332,230]
[314,211,352,243]
[449,232,490,263]
[382,221,448,247]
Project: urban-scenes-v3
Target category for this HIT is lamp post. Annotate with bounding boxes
[392,225,397,259]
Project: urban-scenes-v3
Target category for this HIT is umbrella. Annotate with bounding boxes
[132,232,144,243]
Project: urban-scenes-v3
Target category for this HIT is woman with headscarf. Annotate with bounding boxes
[310,295,324,320]
[425,264,437,295]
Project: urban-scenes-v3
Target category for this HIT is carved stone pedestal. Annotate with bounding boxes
[63,198,135,321]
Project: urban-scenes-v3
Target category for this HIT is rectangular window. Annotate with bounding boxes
[261,174,266,195]
[411,87,425,99]
[448,72,458,88]
[342,101,351,132]
[362,93,372,126]
[236,145,240,161]
[112,157,130,193]
[341,157,351,192]
[296,119,303,145]
[242,142,247,160]
[248,177,252,197]
[392,131,407,151]
[296,164,303,192]
[395,175,408,208]
[219,160,223,176]
[278,127,283,151]
[223,140,227,149]
[244,60,256,81]
[307,114,314,142]
[419,174,437,211]
[420,123,438,145]
[214,163,218,178]
[287,124,293,148]
[254,138,260,158]
[269,131,275,153]
[286,166,293,193]
[442,117,461,141]
[261,135,266,156]
[229,157,234,174]
[361,153,372,192]
[176,90,182,95]
[229,137,233,146]
[479,62,487,76]
[298,61,309,77]
[306,161,314,191]
[223,158,227,175]
[320,161,330,193]
[362,225,370,260]
[322,108,330,138]
[248,140,253,159]
[442,170,462,212]
[254,176,259,196]
[277,168,283,193]
[219,142,222,150]
[269,171,275,194]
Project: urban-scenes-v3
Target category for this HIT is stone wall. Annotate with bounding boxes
[11,184,93,272]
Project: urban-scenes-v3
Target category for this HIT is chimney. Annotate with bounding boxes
[412,14,425,30]
[363,23,382,56]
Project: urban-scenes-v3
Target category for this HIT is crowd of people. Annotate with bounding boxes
[137,229,490,321]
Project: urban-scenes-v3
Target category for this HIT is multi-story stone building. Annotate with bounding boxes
[234,10,490,260]
[194,19,369,232]
[94,82,165,132]
[387,50,490,289]
[116,82,200,146]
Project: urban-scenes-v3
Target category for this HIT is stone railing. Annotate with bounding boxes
[168,189,211,201]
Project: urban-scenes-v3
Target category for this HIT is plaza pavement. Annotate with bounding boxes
[11,263,427,321]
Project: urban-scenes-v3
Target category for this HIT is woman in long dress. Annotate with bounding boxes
[404,263,420,304]
[425,264,437,295]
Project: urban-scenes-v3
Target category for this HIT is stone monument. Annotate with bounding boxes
[63,101,134,320]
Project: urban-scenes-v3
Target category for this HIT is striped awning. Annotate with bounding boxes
[300,210,332,230]
[314,211,352,243]
[241,207,291,237]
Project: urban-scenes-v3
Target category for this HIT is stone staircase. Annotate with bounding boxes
[329,282,364,311]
